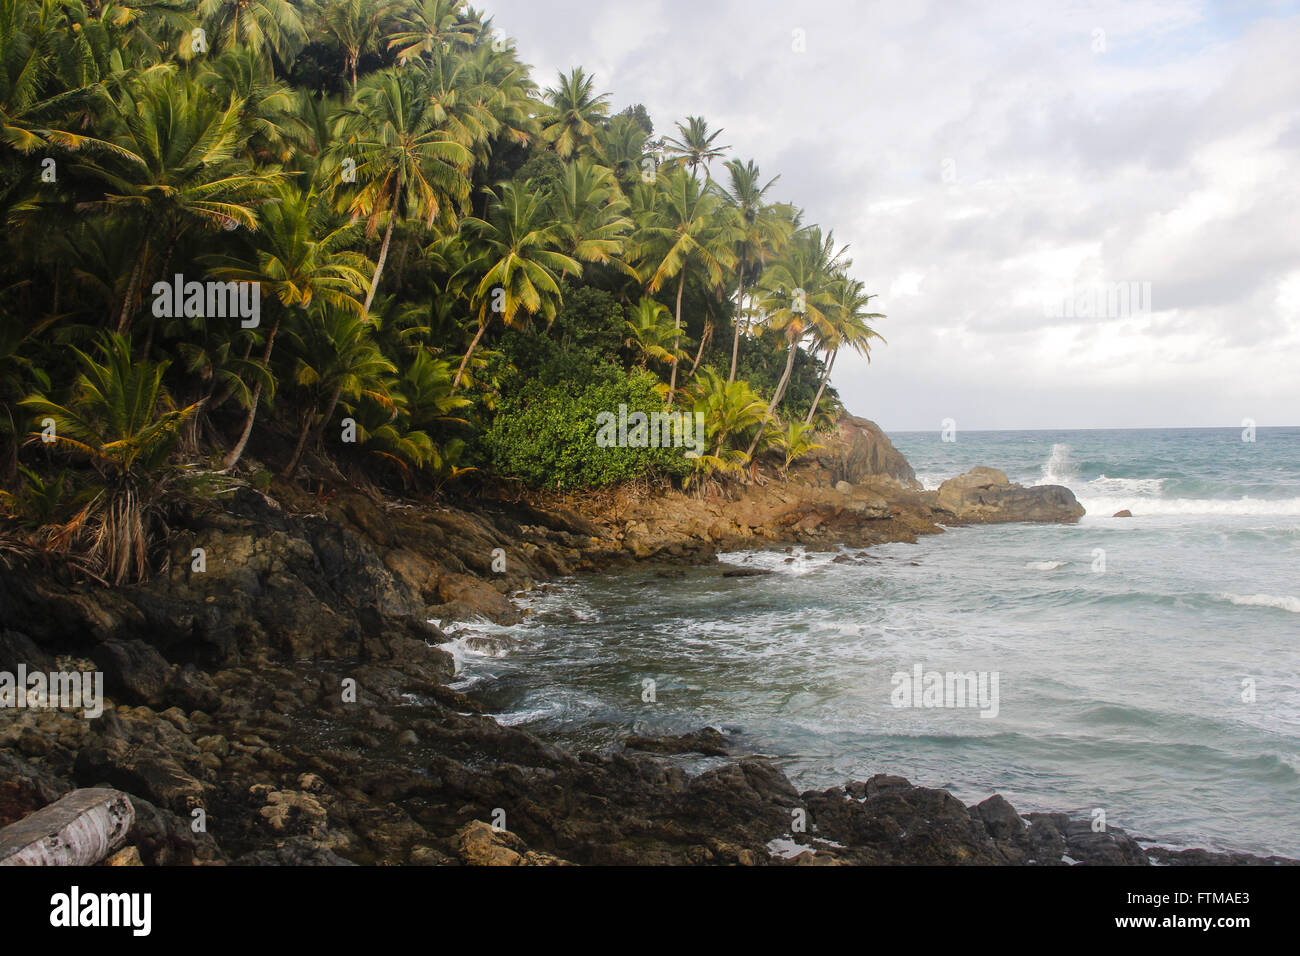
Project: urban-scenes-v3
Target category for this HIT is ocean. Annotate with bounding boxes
[447,427,1300,857]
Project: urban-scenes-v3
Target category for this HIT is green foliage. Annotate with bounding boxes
[482,368,690,489]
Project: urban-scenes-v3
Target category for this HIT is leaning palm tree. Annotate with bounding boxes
[744,226,846,459]
[340,68,474,315]
[804,275,885,426]
[539,67,610,161]
[662,116,729,177]
[448,179,581,389]
[206,183,373,469]
[629,166,736,403]
[718,159,792,382]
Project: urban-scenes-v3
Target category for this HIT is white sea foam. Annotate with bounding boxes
[1216,592,1300,614]
[1040,443,1075,485]
[1025,561,1067,570]
[1077,496,1300,517]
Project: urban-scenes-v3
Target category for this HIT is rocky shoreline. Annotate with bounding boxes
[1,418,1291,865]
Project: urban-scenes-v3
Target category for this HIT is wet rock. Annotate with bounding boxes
[1113,509,1133,518]
[624,727,732,756]
[935,468,1084,524]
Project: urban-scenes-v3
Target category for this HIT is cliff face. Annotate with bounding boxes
[0,417,1148,867]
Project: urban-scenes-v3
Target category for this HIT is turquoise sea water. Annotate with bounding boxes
[449,428,1300,857]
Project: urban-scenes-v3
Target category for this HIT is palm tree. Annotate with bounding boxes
[598,112,651,185]
[20,332,202,584]
[745,226,846,459]
[78,70,282,334]
[195,0,307,64]
[386,0,476,62]
[317,0,394,94]
[773,421,824,474]
[804,275,885,427]
[551,157,632,274]
[624,296,688,372]
[539,67,610,161]
[207,183,373,469]
[342,68,474,315]
[449,179,581,389]
[663,115,728,177]
[630,166,736,403]
[281,305,397,478]
[718,159,791,382]
[686,365,768,458]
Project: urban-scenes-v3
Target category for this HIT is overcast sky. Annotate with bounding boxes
[483,0,1300,430]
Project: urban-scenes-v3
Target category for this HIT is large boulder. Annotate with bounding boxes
[934,467,1084,523]
[807,415,920,488]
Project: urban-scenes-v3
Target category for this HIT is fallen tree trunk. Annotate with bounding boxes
[0,788,135,866]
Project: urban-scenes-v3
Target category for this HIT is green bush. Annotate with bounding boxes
[482,368,692,489]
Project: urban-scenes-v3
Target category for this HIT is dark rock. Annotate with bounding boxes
[1113,509,1133,518]
[91,639,173,707]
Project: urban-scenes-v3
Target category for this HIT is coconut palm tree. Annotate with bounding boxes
[744,226,846,459]
[195,0,307,64]
[550,157,632,274]
[718,159,792,382]
[623,296,689,373]
[206,183,373,468]
[341,68,474,315]
[539,67,610,161]
[281,304,396,478]
[316,0,395,94]
[630,166,736,403]
[386,0,476,63]
[804,275,885,427]
[662,115,728,177]
[77,70,283,335]
[449,179,581,389]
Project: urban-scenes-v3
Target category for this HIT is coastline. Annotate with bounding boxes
[1,418,1292,865]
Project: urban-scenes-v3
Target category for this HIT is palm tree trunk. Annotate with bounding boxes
[804,347,837,427]
[282,409,314,480]
[451,319,489,392]
[687,320,712,379]
[362,196,399,316]
[117,239,149,334]
[728,278,745,383]
[745,330,797,461]
[222,317,281,471]
[667,271,685,404]
[283,377,342,481]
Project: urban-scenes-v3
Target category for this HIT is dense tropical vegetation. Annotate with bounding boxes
[0,0,885,584]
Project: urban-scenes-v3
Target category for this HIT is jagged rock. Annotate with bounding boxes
[91,639,173,707]
[624,727,731,756]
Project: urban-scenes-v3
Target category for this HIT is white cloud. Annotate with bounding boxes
[486,0,1300,428]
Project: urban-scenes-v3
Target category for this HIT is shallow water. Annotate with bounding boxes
[450,427,1300,857]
